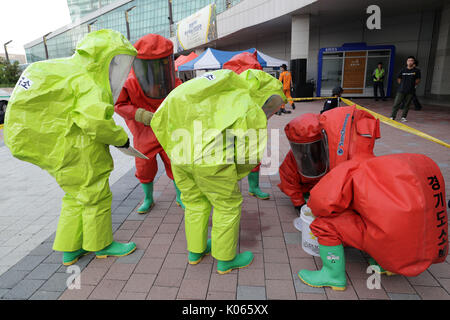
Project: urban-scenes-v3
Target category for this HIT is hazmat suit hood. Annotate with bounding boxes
[223,51,262,75]
[319,105,380,169]
[75,29,137,104]
[285,114,329,179]
[239,69,287,119]
[132,34,175,99]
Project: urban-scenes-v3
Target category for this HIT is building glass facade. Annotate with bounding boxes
[26,0,242,63]
[67,0,117,22]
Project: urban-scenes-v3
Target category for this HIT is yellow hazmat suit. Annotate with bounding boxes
[151,69,286,260]
[5,30,137,252]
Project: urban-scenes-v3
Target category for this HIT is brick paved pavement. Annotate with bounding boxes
[0,99,449,300]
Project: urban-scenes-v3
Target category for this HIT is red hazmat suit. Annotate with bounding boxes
[223,51,262,74]
[223,51,263,173]
[278,105,380,206]
[115,34,176,183]
[309,153,448,276]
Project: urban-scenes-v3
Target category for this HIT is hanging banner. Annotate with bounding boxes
[176,4,217,53]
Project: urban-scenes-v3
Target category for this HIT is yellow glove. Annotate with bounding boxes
[135,108,153,126]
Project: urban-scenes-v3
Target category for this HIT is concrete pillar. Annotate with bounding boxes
[430,4,450,96]
[291,15,311,97]
[291,15,310,60]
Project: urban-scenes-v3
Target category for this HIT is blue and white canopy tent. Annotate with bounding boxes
[178,48,288,71]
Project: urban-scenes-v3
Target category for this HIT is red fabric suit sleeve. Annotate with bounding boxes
[114,82,137,121]
[308,160,359,218]
[278,151,318,207]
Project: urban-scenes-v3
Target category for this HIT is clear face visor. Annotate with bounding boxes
[133,55,175,99]
[262,95,284,119]
[109,54,135,104]
[289,135,329,179]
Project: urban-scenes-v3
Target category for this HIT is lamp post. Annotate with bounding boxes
[87,20,97,33]
[125,6,136,41]
[168,0,174,37]
[3,40,12,63]
[43,33,51,60]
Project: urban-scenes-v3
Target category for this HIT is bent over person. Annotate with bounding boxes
[5,30,138,265]
[151,69,286,274]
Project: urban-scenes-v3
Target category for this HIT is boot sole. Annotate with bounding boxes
[248,192,270,200]
[137,202,155,214]
[298,273,346,291]
[63,252,90,266]
[96,246,136,259]
[188,252,211,265]
[217,258,253,275]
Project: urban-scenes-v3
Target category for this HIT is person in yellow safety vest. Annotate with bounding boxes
[373,62,386,101]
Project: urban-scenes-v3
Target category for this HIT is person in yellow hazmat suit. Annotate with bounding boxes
[4,29,139,266]
[150,69,286,274]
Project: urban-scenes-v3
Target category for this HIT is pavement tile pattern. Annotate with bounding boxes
[0,99,449,300]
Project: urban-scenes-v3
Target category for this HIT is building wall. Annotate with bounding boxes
[216,31,292,64]
[430,4,450,96]
[307,11,437,96]
[0,54,27,64]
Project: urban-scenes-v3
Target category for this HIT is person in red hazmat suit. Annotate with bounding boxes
[115,34,184,213]
[278,105,380,213]
[222,51,270,200]
[290,108,449,290]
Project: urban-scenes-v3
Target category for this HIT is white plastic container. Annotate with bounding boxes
[300,206,320,257]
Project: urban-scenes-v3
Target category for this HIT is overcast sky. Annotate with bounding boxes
[0,0,72,55]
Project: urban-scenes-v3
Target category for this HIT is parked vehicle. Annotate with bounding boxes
[0,89,11,125]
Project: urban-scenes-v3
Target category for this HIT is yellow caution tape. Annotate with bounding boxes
[341,97,450,149]
[288,97,334,102]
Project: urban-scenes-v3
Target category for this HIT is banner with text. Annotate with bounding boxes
[176,4,217,53]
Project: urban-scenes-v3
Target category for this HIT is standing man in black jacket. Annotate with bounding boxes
[390,56,421,122]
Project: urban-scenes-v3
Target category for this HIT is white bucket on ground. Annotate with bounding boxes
[299,205,320,257]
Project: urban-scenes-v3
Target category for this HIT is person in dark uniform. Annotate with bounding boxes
[321,86,343,114]
[401,60,423,111]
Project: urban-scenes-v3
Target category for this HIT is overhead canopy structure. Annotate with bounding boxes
[175,52,198,71]
[178,48,288,71]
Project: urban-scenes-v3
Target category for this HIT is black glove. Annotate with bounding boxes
[117,138,130,149]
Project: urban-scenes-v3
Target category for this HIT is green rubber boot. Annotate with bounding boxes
[298,244,347,291]
[63,249,89,266]
[217,251,254,275]
[368,257,396,276]
[137,182,154,214]
[188,239,211,265]
[95,241,136,259]
[248,172,270,200]
[174,181,185,209]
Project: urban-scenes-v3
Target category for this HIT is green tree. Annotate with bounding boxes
[0,57,21,86]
